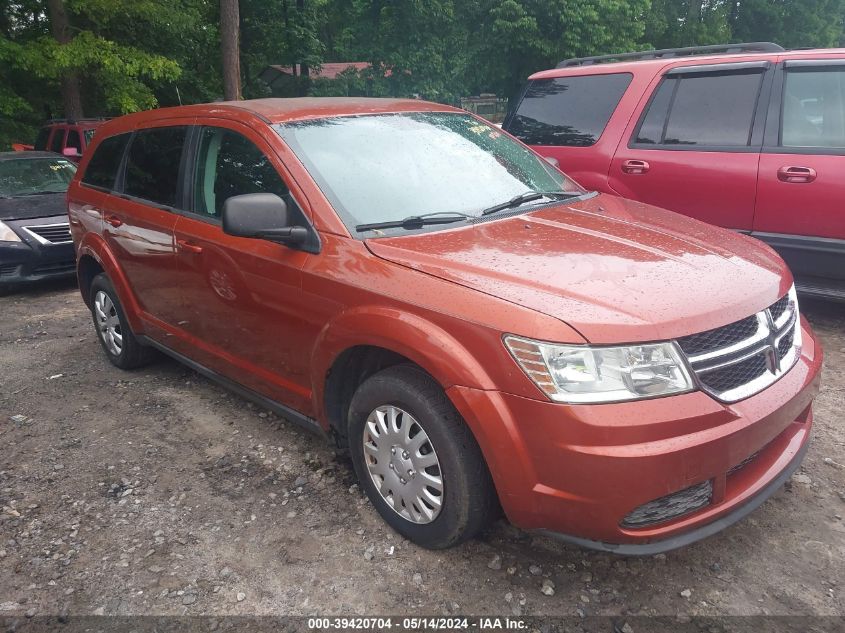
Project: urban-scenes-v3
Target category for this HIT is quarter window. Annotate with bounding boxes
[635,71,763,147]
[193,127,288,219]
[124,127,187,207]
[507,73,632,147]
[781,68,845,148]
[82,133,131,190]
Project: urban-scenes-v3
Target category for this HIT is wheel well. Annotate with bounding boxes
[77,255,104,307]
[324,346,414,448]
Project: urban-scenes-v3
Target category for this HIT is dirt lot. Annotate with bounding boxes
[0,279,843,619]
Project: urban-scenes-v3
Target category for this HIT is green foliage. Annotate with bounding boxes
[2,0,844,150]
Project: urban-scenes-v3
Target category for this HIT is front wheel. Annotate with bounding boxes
[348,365,496,549]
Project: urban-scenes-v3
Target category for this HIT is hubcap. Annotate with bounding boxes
[94,290,123,356]
[362,405,444,524]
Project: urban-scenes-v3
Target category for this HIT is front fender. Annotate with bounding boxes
[77,233,145,333]
[310,306,497,424]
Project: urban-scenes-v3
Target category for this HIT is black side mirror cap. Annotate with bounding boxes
[221,192,320,253]
[222,193,289,238]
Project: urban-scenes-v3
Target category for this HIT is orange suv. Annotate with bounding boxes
[68,98,822,552]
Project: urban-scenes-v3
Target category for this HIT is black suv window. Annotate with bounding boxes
[124,127,187,207]
[49,128,65,153]
[781,67,845,148]
[82,133,131,190]
[66,130,81,154]
[34,127,50,151]
[506,73,632,147]
[192,127,288,219]
[635,71,763,147]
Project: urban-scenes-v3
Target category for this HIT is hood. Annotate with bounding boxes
[365,194,790,343]
[0,193,67,221]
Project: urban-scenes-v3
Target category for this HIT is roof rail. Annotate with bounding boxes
[556,42,784,68]
[45,117,111,125]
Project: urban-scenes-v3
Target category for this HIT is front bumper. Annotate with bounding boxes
[0,215,75,286]
[447,318,822,553]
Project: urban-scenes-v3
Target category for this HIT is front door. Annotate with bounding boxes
[609,63,771,230]
[173,124,315,414]
[754,60,845,291]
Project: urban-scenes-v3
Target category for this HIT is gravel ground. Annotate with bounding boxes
[0,279,843,619]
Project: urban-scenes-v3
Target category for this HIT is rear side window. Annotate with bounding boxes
[781,68,845,148]
[507,73,632,147]
[124,127,187,207]
[82,133,130,190]
[49,129,65,153]
[34,127,50,151]
[193,127,288,219]
[66,130,81,153]
[635,71,763,147]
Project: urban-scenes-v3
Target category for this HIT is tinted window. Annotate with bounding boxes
[193,128,288,218]
[782,68,845,148]
[34,127,50,151]
[637,72,762,147]
[634,80,674,144]
[507,73,632,146]
[124,127,187,207]
[66,130,81,153]
[82,133,130,190]
[49,129,65,153]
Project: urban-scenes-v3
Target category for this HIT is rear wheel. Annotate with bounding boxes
[89,273,156,369]
[348,365,496,549]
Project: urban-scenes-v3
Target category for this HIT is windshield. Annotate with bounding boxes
[0,157,77,197]
[275,112,585,234]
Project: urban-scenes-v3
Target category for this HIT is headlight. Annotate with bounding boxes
[0,220,21,242]
[504,335,694,403]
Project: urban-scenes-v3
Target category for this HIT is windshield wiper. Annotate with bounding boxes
[356,211,473,233]
[479,190,582,217]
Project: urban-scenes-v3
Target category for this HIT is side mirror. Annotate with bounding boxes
[222,193,308,246]
[62,147,81,157]
[543,156,560,169]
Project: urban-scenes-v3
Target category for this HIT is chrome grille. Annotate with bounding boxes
[677,288,802,403]
[23,223,72,244]
[621,481,713,528]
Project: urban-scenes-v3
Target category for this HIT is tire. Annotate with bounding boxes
[89,273,157,369]
[348,365,496,549]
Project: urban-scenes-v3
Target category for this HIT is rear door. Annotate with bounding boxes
[609,62,772,230]
[102,122,191,340]
[754,58,845,292]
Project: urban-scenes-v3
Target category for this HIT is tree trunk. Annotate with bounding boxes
[46,0,84,119]
[220,0,241,101]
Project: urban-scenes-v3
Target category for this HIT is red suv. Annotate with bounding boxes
[32,119,105,161]
[68,98,822,552]
[504,43,845,301]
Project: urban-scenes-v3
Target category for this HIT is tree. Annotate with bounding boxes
[46,0,83,118]
[220,0,242,100]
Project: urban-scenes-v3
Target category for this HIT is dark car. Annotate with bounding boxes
[0,151,78,294]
